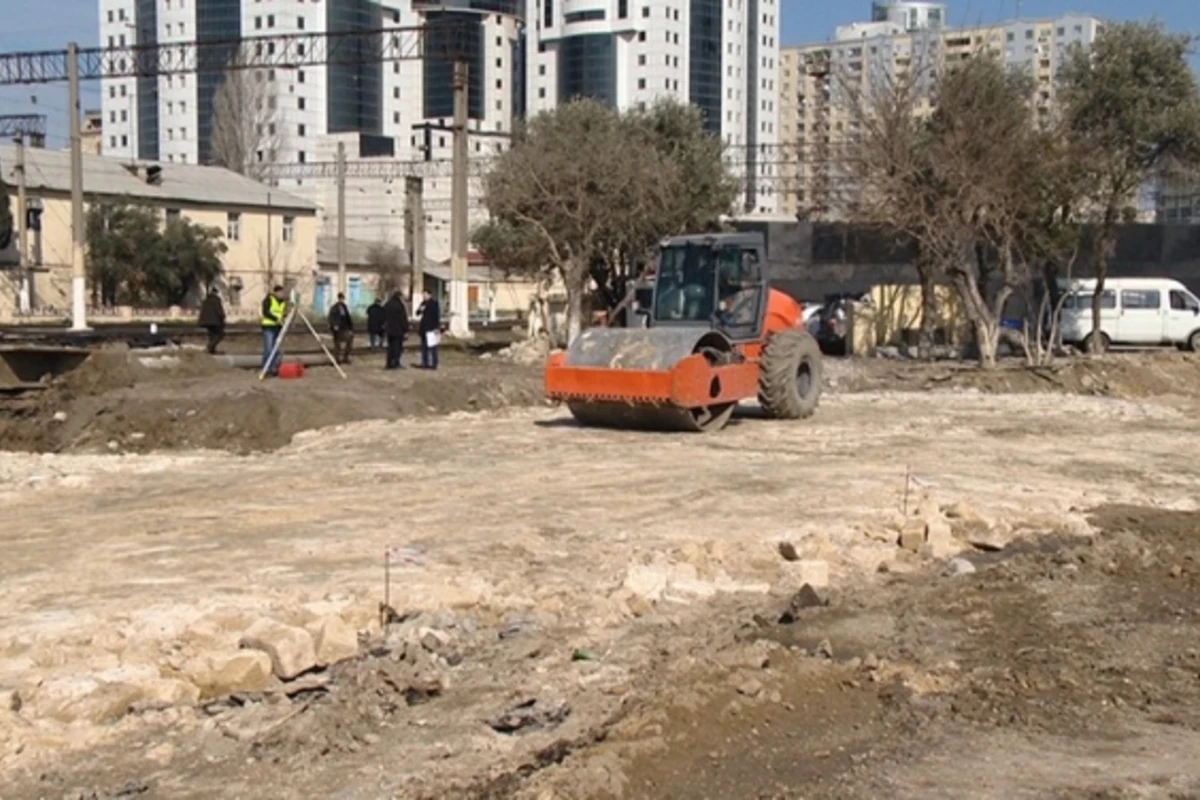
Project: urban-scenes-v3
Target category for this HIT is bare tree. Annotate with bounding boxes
[368,242,408,299]
[845,53,1048,368]
[211,52,285,181]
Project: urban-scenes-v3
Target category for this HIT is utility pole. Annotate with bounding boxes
[405,176,425,307]
[448,59,471,339]
[68,41,88,331]
[336,140,346,301]
[14,134,30,313]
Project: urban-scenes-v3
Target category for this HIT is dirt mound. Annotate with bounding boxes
[833,351,1200,400]
[0,355,545,454]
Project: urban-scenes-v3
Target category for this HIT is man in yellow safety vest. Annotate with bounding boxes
[261,284,288,376]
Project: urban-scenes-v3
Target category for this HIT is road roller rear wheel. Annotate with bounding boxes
[758,329,822,420]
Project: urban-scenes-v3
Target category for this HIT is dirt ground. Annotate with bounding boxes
[0,340,544,454]
[2,350,1200,798]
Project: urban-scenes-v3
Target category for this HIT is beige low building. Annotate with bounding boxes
[0,142,317,323]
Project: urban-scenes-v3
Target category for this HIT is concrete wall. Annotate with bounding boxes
[737,220,1200,305]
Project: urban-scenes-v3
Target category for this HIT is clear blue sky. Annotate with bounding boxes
[0,0,1197,149]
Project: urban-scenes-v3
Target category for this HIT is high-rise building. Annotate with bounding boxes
[525,0,783,216]
[99,0,523,258]
[100,0,523,165]
[778,2,1103,219]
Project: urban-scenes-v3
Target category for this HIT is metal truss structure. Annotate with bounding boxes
[0,22,473,86]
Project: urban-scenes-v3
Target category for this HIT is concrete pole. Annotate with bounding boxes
[448,59,471,338]
[14,135,30,313]
[336,141,346,302]
[68,42,89,331]
[406,176,425,307]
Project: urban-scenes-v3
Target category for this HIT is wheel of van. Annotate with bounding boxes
[1189,330,1200,353]
[1082,331,1111,354]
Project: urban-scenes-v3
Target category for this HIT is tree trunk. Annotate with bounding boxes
[1090,206,1117,355]
[566,282,584,346]
[918,263,937,360]
[974,318,999,370]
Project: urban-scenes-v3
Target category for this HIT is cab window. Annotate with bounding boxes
[1170,290,1200,312]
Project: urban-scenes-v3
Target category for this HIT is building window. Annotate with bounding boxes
[298,151,306,163]
[166,208,181,224]
[297,70,305,83]
[297,123,306,137]
[121,134,128,146]
[642,6,649,17]
[298,97,306,110]
[638,54,646,65]
[107,10,113,22]
[282,216,295,243]
[227,213,241,241]
[393,87,400,99]
[538,87,546,98]
[544,0,553,27]
[298,16,305,30]
[255,16,262,29]
[565,9,605,23]
[638,78,646,89]
[267,14,275,27]
[619,0,628,18]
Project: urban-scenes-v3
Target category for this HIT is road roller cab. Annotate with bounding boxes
[544,232,823,432]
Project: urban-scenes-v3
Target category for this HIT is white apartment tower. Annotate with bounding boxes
[525,0,781,216]
[100,0,523,166]
[99,0,524,257]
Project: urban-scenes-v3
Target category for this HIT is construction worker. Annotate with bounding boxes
[198,286,226,355]
[327,292,355,364]
[261,284,288,376]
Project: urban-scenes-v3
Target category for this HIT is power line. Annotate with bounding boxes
[0,22,474,85]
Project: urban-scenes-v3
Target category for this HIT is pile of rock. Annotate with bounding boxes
[2,613,365,738]
[488,335,552,366]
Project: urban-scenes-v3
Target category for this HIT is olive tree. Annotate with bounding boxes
[480,98,737,343]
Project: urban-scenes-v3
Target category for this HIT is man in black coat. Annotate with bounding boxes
[366,297,386,352]
[416,290,442,370]
[197,287,226,354]
[327,292,355,364]
[383,290,409,370]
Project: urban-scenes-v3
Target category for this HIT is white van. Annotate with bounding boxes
[1058,278,1200,352]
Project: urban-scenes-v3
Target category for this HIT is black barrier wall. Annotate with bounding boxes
[736,221,1200,304]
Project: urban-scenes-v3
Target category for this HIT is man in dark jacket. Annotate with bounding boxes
[383,290,409,370]
[198,287,226,354]
[416,290,442,370]
[327,292,355,364]
[366,297,386,352]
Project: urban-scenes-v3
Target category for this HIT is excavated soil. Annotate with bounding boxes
[0,348,544,454]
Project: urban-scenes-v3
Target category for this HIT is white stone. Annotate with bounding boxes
[238,620,317,680]
[309,616,360,666]
[623,564,670,602]
[948,558,977,576]
[785,559,830,588]
[193,650,274,696]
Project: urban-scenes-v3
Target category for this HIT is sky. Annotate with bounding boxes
[0,0,1197,150]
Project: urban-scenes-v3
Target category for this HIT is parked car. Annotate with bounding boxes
[1058,277,1200,352]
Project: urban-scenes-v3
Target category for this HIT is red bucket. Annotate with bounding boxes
[277,362,306,379]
